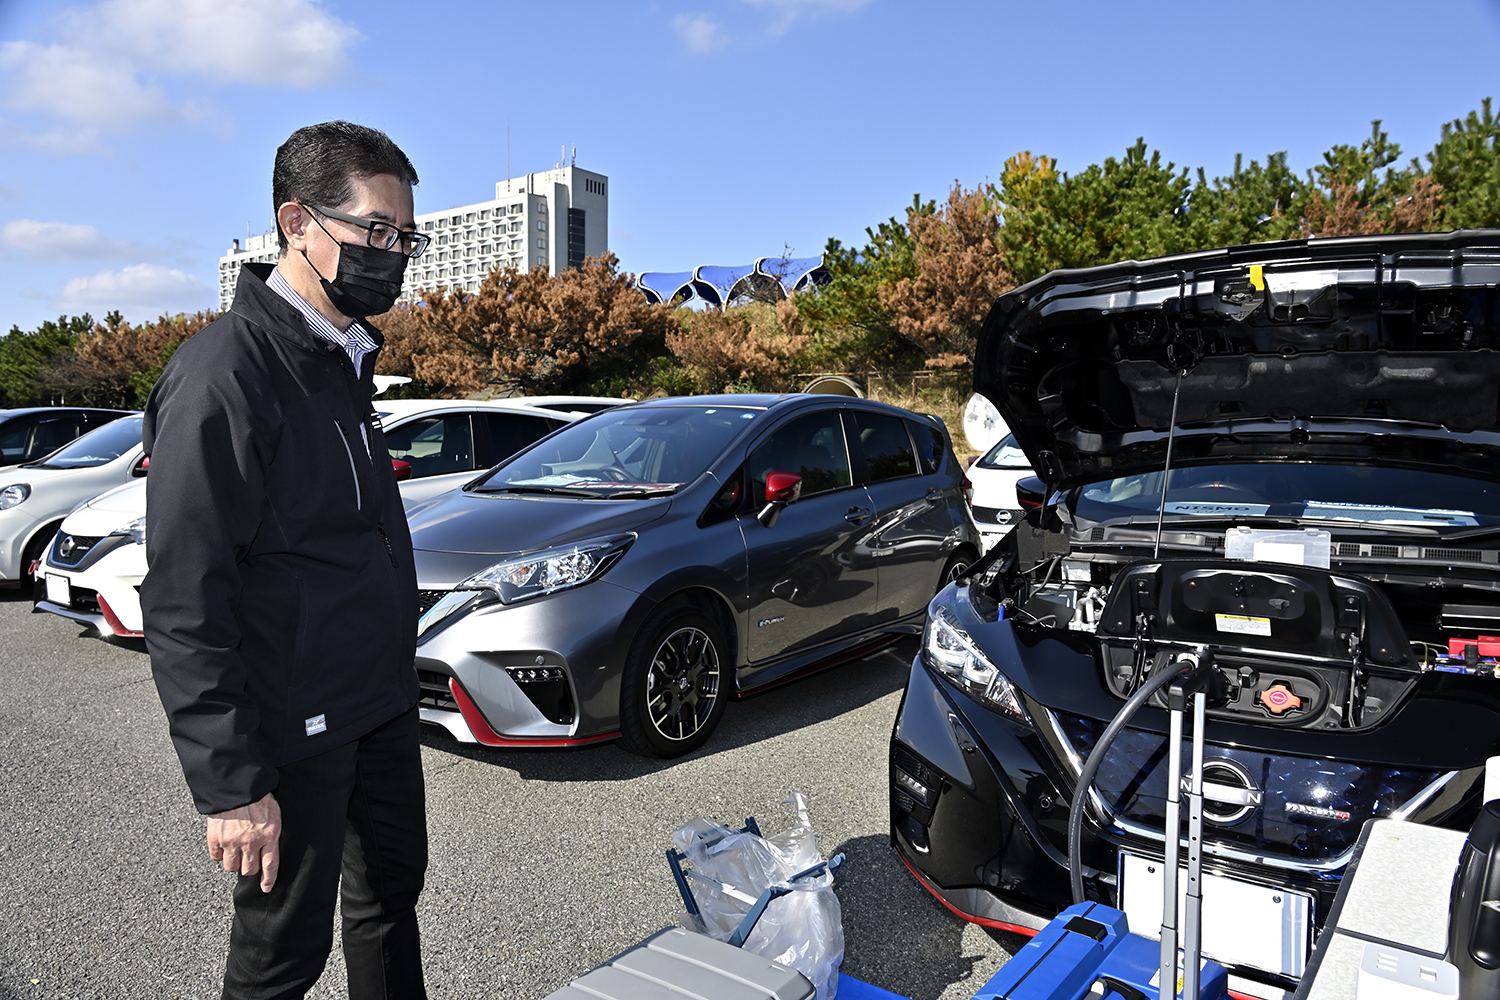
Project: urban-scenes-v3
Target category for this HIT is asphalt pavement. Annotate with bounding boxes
[0,589,1023,999]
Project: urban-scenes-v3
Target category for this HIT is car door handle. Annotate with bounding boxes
[925,488,944,506]
[845,507,872,524]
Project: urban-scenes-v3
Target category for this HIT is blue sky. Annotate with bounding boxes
[0,0,1498,329]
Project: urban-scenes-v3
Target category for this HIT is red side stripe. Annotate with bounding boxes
[897,851,1039,938]
[447,678,620,748]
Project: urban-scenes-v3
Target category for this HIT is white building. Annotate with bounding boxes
[217,164,609,312]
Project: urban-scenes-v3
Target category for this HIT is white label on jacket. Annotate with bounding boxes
[305,714,327,736]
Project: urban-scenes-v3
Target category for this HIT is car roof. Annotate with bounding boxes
[623,393,939,422]
[0,407,133,419]
[373,398,590,418]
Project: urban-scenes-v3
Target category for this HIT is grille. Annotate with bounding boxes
[1337,542,1361,557]
[1053,712,1443,864]
[66,585,101,614]
[416,590,447,616]
[970,505,1017,527]
[415,669,459,712]
[51,533,104,568]
[892,745,943,790]
[1091,526,1106,541]
[1424,548,1484,564]
[1369,544,1400,559]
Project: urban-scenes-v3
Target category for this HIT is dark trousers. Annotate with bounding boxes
[222,706,428,1000]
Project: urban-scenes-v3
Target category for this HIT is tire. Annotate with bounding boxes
[20,521,61,586]
[619,598,730,758]
[937,546,978,594]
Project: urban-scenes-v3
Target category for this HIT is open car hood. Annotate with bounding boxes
[974,230,1500,491]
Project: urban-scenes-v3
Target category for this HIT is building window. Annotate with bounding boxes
[567,207,585,270]
[538,202,546,213]
[480,210,490,220]
[536,238,546,249]
[511,204,522,214]
[536,220,546,231]
[465,213,475,223]
[481,244,491,255]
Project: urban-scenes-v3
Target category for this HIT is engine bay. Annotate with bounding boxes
[976,511,1500,731]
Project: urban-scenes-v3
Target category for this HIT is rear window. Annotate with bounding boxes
[852,411,917,482]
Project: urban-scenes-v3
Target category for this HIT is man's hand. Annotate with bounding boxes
[206,792,282,892]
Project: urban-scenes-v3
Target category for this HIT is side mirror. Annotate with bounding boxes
[757,471,802,528]
[391,458,413,482]
[1015,475,1045,510]
[131,455,150,478]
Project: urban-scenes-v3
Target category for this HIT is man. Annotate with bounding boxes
[141,121,429,998]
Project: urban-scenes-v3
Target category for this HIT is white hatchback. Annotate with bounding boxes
[0,414,145,588]
[35,397,615,638]
[965,431,1034,552]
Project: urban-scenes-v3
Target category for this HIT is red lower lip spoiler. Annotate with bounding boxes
[98,594,143,638]
[448,677,619,748]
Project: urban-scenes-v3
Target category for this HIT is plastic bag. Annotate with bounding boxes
[671,793,845,1000]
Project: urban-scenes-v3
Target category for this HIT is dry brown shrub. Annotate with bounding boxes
[1302,174,1444,237]
[51,311,214,406]
[878,181,1010,359]
[377,254,675,396]
[666,298,810,393]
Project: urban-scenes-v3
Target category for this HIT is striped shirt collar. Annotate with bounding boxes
[265,266,379,374]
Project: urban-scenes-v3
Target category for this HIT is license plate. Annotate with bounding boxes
[45,574,71,606]
[1119,851,1313,978]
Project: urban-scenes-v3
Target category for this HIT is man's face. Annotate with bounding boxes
[298,172,416,281]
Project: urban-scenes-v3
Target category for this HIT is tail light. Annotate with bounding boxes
[962,475,974,507]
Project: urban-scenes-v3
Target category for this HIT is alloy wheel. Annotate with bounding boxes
[644,626,721,742]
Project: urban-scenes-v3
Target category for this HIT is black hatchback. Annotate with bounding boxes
[406,393,980,756]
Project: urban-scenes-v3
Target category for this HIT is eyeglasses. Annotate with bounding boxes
[306,203,430,258]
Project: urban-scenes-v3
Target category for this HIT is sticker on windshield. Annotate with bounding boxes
[1302,500,1478,527]
[1216,613,1272,637]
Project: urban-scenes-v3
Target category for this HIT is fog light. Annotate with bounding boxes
[894,768,930,801]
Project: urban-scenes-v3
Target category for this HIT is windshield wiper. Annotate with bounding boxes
[475,485,606,498]
[1438,524,1500,543]
[603,487,678,499]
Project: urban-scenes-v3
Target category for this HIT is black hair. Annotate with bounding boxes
[271,121,419,254]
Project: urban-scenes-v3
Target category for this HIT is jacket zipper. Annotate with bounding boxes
[334,419,362,511]
[377,520,398,568]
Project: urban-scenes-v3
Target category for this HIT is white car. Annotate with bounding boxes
[966,431,1034,552]
[35,397,618,638]
[0,414,145,588]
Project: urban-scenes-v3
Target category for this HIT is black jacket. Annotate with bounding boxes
[141,263,418,815]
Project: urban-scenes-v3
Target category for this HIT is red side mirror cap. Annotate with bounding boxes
[765,471,803,505]
[391,458,412,482]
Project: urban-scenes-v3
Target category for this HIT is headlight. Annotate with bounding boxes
[109,516,146,545]
[923,605,1031,724]
[0,484,30,509]
[459,533,634,605]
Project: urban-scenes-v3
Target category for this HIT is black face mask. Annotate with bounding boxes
[302,239,408,319]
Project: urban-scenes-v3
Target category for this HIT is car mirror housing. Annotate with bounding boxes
[757,472,803,528]
[131,455,150,478]
[1015,475,1044,510]
[391,458,412,481]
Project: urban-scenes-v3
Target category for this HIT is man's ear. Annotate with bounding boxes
[277,202,309,252]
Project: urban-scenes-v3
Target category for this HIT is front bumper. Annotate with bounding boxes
[412,577,650,747]
[34,532,145,637]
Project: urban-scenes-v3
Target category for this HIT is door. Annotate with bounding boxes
[744,409,878,662]
[849,410,951,622]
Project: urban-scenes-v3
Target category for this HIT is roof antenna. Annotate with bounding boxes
[571,144,576,166]
[1152,370,1185,559]
[507,117,510,186]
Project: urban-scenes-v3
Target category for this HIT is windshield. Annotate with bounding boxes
[29,415,141,470]
[977,433,1029,470]
[473,405,756,496]
[1075,463,1500,529]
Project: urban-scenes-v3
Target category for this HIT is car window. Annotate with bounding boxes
[0,415,38,463]
[977,433,1029,470]
[749,411,852,505]
[28,414,84,459]
[475,412,557,467]
[908,420,946,476]
[476,406,754,495]
[852,411,917,483]
[384,415,475,478]
[30,414,141,469]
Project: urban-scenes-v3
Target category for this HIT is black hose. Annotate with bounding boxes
[1068,656,1194,905]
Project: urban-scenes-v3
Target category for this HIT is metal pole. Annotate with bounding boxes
[1160,698,1184,1000]
[1182,689,1207,1000]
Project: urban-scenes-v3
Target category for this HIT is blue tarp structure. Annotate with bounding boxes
[637,255,830,306]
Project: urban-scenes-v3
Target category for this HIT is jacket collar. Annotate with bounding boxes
[232,262,385,358]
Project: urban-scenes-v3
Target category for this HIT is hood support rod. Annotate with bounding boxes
[1151,370,1185,558]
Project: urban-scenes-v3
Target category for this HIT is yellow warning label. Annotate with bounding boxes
[1248,265,1265,290]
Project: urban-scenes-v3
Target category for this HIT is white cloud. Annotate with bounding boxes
[57,263,211,317]
[0,219,150,261]
[674,14,725,53]
[741,0,871,33]
[0,0,359,148]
